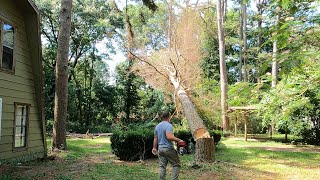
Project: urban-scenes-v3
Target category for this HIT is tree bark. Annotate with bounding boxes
[271,8,280,137]
[271,6,279,88]
[167,0,173,49]
[285,126,288,142]
[195,138,215,163]
[271,35,278,87]
[257,0,263,83]
[242,2,248,82]
[170,74,213,162]
[217,0,229,131]
[239,2,243,82]
[177,89,210,140]
[244,113,248,141]
[234,116,237,137]
[53,0,73,150]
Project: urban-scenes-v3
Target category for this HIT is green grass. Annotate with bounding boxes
[47,137,111,160]
[216,139,320,179]
[5,137,320,180]
[81,163,158,180]
[0,174,15,180]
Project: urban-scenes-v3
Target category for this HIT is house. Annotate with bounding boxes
[0,0,46,162]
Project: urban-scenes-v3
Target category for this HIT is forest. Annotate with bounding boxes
[38,0,320,144]
[1,0,320,179]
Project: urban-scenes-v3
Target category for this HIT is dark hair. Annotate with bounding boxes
[161,111,170,119]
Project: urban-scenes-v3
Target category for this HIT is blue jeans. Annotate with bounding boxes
[158,148,181,180]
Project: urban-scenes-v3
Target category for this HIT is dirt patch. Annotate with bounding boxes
[0,151,115,180]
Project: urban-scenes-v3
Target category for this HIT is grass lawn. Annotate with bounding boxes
[1,137,319,180]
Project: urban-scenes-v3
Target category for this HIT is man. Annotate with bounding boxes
[152,111,184,180]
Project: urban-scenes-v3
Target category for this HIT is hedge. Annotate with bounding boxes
[111,129,222,161]
[111,129,155,161]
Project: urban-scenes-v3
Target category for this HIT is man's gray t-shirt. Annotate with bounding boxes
[155,121,174,149]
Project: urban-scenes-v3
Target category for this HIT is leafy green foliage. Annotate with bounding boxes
[111,129,155,161]
[259,57,320,139]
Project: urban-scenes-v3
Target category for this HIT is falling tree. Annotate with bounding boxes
[52,0,73,150]
[132,8,214,163]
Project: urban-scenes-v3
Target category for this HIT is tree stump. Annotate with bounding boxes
[195,138,215,163]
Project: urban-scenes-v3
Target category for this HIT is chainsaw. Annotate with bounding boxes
[177,141,187,155]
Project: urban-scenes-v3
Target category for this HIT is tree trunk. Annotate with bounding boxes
[271,7,279,88]
[239,2,243,82]
[242,2,248,82]
[178,90,214,163]
[168,0,173,49]
[175,87,213,163]
[271,8,279,137]
[177,89,210,139]
[244,114,248,141]
[285,126,288,142]
[53,0,73,150]
[223,0,227,22]
[234,116,237,137]
[271,36,278,87]
[195,138,215,163]
[235,123,237,137]
[217,0,229,131]
[257,0,263,83]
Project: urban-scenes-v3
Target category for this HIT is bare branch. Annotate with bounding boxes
[123,46,170,81]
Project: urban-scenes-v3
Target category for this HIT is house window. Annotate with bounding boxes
[14,103,29,148]
[0,21,15,72]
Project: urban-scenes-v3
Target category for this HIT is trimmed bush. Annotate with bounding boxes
[301,127,320,145]
[111,128,223,161]
[111,129,155,161]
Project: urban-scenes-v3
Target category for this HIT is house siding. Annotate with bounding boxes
[0,0,45,162]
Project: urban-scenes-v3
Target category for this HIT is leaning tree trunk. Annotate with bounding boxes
[53,0,73,150]
[169,72,214,163]
[217,0,229,131]
[177,88,214,163]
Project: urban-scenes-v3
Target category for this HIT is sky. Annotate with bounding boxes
[96,38,126,84]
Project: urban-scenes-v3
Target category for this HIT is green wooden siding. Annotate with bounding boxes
[0,0,45,161]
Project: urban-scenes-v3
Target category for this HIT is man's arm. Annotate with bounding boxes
[166,131,183,143]
[152,135,158,155]
[153,135,158,149]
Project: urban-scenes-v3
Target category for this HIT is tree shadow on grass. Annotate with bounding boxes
[215,140,320,178]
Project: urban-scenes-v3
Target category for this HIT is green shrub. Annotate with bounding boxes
[111,129,155,161]
[111,128,223,161]
[301,127,320,145]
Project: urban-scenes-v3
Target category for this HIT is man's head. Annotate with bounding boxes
[161,111,170,121]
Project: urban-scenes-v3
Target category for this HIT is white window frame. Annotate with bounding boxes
[13,103,30,150]
[0,18,16,73]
